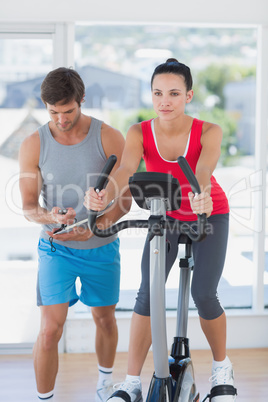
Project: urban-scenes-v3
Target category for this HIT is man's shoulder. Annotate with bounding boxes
[99,120,125,156]
[21,130,40,148]
[19,130,40,166]
[100,121,122,137]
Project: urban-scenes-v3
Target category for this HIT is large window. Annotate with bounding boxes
[0,35,53,345]
[0,23,266,352]
[74,24,267,312]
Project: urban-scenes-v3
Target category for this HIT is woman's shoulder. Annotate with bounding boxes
[127,122,143,136]
[124,123,144,150]
[201,120,222,136]
[199,120,223,148]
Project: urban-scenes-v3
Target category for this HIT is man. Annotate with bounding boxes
[19,67,130,401]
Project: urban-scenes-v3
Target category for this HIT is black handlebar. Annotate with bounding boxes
[88,155,207,242]
[88,154,117,236]
[177,156,207,240]
[94,154,117,193]
[177,156,201,194]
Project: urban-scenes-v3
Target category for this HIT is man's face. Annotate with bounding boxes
[46,99,81,132]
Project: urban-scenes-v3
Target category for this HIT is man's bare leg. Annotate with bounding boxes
[91,304,118,368]
[33,303,69,393]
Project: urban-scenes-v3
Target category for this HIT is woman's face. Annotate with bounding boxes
[151,73,193,121]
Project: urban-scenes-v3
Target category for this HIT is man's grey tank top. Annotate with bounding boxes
[38,117,117,249]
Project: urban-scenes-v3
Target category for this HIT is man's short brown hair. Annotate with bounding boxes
[41,67,85,106]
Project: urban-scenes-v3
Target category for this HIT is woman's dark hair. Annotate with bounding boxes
[41,67,85,106]
[151,58,193,91]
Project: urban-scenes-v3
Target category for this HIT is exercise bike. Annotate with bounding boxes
[88,155,207,402]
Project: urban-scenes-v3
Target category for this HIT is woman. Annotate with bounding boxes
[84,59,237,402]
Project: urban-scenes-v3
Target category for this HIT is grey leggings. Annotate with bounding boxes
[134,213,229,320]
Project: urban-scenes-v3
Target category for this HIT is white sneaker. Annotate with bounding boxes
[208,364,237,401]
[95,379,114,402]
[108,379,143,401]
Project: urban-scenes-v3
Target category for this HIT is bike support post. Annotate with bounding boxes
[177,243,193,338]
[149,198,169,379]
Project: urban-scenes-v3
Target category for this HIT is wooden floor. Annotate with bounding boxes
[1,349,268,401]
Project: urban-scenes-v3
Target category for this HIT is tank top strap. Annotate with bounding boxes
[186,118,204,157]
[141,119,154,159]
[191,118,203,140]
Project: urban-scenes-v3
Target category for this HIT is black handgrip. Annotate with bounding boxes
[177,156,207,242]
[94,154,117,192]
[177,156,201,195]
[88,154,117,234]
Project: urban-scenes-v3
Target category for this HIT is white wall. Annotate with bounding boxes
[0,0,267,25]
[64,311,268,353]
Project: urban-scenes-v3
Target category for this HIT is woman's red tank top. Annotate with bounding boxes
[141,118,229,221]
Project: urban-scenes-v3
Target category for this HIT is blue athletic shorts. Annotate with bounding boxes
[37,238,120,307]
